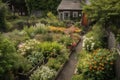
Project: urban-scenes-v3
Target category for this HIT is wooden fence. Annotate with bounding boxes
[108,31,120,80]
[116,44,120,80]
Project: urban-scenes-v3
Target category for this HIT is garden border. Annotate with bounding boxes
[53,37,81,80]
[116,44,120,80]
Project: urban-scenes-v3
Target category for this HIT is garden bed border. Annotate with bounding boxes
[53,38,81,80]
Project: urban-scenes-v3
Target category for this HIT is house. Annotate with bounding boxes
[57,0,82,21]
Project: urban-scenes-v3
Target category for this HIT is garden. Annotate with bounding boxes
[1,0,120,80]
[0,11,81,80]
[72,24,117,80]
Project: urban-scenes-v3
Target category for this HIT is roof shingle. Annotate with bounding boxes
[57,0,82,10]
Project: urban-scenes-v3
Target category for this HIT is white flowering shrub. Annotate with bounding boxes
[82,24,105,51]
[18,39,41,56]
[30,66,56,80]
[82,36,102,51]
[83,36,95,51]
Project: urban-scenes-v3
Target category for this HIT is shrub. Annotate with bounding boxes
[59,35,73,47]
[13,19,26,30]
[40,12,65,27]
[72,74,84,80]
[0,35,31,79]
[84,49,117,80]
[82,36,96,51]
[46,58,61,71]
[17,39,41,56]
[34,23,48,34]
[40,42,64,58]
[0,2,8,32]
[82,24,105,51]
[23,26,36,38]
[42,33,53,41]
[74,22,81,27]
[77,50,91,74]
[23,23,48,38]
[27,51,44,66]
[30,66,56,80]
[3,30,30,46]
[116,31,120,43]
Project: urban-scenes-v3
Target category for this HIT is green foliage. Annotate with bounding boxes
[42,33,53,41]
[26,0,61,14]
[40,12,65,27]
[0,36,16,54]
[83,0,120,26]
[23,23,48,38]
[46,58,61,71]
[74,22,81,27]
[35,23,49,34]
[72,74,84,80]
[47,12,57,20]
[83,49,116,80]
[59,35,73,47]
[83,24,106,51]
[14,19,26,30]
[40,42,64,58]
[30,66,56,80]
[0,2,8,32]
[77,50,91,74]
[117,33,120,42]
[18,39,41,56]
[0,35,32,79]
[18,39,68,66]
[27,51,44,66]
[3,29,30,46]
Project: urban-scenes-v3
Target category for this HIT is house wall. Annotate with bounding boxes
[58,10,82,21]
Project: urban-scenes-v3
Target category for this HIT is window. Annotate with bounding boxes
[59,12,63,20]
[73,12,78,18]
[63,11,70,20]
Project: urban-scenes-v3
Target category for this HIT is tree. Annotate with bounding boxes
[83,0,120,27]
[0,35,32,80]
[2,0,28,16]
[25,0,61,15]
[0,1,8,32]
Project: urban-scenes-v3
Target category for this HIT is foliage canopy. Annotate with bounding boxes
[83,0,120,26]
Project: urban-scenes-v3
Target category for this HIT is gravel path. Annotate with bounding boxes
[55,37,83,80]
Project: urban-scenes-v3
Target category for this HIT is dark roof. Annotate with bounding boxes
[57,0,82,11]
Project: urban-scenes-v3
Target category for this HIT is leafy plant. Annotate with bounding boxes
[83,24,106,51]
[59,35,73,47]
[72,74,84,80]
[3,29,30,46]
[0,1,8,32]
[34,23,48,34]
[46,58,61,71]
[41,42,63,58]
[0,35,32,79]
[30,66,56,80]
[27,51,44,66]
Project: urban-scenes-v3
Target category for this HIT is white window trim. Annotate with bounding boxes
[63,11,70,20]
[59,12,64,20]
[73,12,78,18]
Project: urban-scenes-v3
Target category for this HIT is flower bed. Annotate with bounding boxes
[72,49,117,80]
[1,23,81,80]
[49,26,81,33]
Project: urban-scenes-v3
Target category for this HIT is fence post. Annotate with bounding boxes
[116,44,120,80]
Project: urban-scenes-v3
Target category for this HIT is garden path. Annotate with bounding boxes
[55,36,83,80]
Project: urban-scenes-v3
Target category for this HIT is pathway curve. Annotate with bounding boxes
[55,36,83,80]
